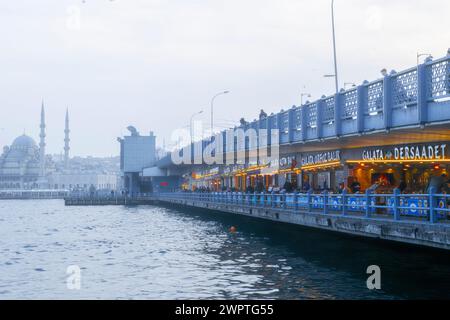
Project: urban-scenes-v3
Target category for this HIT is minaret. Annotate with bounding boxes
[39,101,46,178]
[64,108,70,170]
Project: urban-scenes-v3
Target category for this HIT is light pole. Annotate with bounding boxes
[210,90,230,136]
[331,0,339,93]
[190,110,203,145]
[344,82,356,89]
[417,52,432,65]
[300,93,311,105]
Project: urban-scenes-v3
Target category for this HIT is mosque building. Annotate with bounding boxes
[0,103,56,189]
[0,102,118,192]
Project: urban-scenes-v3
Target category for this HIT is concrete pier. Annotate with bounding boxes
[158,197,450,251]
[64,197,156,206]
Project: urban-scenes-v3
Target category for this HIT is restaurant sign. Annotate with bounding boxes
[301,150,341,167]
[223,164,245,175]
[269,155,297,170]
[362,144,447,161]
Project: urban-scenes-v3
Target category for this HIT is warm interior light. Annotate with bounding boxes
[300,161,342,171]
[346,159,450,164]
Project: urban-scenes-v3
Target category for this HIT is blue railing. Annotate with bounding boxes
[158,189,450,224]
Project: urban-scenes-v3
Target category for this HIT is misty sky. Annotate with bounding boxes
[0,0,449,157]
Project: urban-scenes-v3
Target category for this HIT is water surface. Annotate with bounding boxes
[0,200,449,299]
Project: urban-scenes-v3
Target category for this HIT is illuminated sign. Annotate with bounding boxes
[362,144,447,161]
[301,150,341,167]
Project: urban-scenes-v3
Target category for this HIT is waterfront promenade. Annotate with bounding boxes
[0,189,69,200]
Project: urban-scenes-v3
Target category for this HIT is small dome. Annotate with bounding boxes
[11,135,37,149]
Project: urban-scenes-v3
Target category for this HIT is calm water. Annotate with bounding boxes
[0,200,449,300]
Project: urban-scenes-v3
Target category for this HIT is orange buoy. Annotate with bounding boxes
[229,226,237,233]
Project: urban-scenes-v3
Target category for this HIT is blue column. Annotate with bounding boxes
[317,98,324,139]
[300,106,307,142]
[259,117,267,150]
[276,113,281,134]
[334,93,342,136]
[383,72,393,130]
[268,115,275,146]
[288,108,295,143]
[417,61,429,124]
[357,82,368,133]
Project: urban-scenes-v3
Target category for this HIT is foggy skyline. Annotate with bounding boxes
[0,0,449,157]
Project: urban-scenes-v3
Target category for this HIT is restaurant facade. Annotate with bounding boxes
[184,141,449,195]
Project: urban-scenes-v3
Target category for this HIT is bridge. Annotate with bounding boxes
[157,54,450,162]
[116,54,450,250]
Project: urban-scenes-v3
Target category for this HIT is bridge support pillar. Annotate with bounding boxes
[417,62,429,124]
[383,72,393,130]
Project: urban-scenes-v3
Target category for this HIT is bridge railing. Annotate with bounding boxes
[164,54,450,159]
[157,189,450,224]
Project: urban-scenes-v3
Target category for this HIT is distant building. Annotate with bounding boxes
[0,134,46,189]
[0,103,55,189]
[117,126,156,194]
[48,172,118,191]
[0,102,120,191]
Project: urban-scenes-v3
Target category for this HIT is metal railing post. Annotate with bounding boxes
[294,192,298,211]
[271,191,275,208]
[307,190,312,211]
[429,187,437,224]
[365,189,372,218]
[342,189,347,215]
[323,191,329,214]
[393,188,400,221]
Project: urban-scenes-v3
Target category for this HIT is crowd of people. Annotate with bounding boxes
[188,173,450,196]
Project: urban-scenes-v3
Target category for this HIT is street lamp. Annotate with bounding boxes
[330,0,339,93]
[344,82,356,89]
[300,93,311,105]
[417,52,432,65]
[190,110,204,145]
[210,90,230,136]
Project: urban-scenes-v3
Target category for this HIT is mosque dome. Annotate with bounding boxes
[11,134,37,150]
[1,134,39,164]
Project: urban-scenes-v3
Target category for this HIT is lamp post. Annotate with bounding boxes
[344,82,356,89]
[300,93,311,105]
[330,0,339,93]
[417,52,432,65]
[190,110,204,145]
[210,90,230,136]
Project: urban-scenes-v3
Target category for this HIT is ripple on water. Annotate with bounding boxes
[0,200,449,299]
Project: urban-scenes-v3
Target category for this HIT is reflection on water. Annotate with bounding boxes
[0,200,449,299]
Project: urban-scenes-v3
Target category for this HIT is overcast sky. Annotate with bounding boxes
[0,0,448,156]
